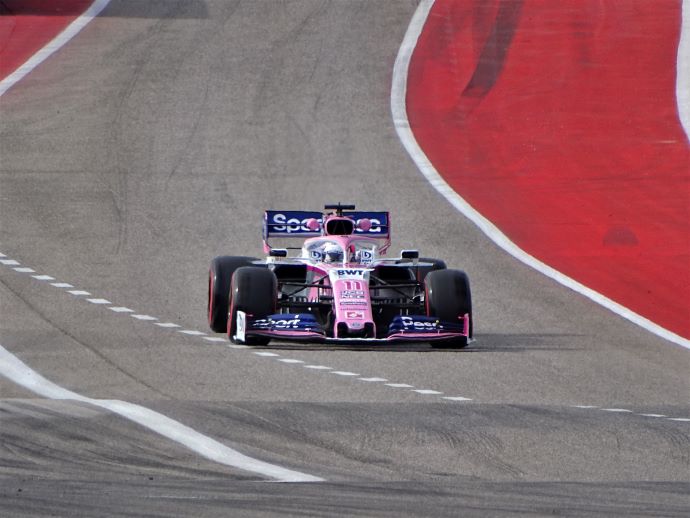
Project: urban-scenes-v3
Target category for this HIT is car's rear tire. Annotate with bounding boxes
[416,257,447,283]
[228,266,277,345]
[208,256,259,332]
[425,269,472,349]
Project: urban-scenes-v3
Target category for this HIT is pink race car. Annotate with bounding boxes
[208,204,472,347]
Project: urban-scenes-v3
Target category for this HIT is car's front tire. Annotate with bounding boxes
[416,257,447,283]
[227,266,277,345]
[208,256,259,332]
[425,269,472,349]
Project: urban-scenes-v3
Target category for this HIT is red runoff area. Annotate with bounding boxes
[407,0,690,339]
[0,0,91,79]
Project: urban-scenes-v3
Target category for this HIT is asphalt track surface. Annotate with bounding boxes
[0,1,689,516]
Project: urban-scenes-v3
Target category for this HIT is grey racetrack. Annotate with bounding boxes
[1,1,688,516]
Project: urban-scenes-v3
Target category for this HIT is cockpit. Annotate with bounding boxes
[303,238,378,265]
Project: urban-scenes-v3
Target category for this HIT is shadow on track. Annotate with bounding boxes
[254,333,584,353]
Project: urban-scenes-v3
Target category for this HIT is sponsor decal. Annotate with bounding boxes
[236,310,246,342]
[387,315,464,336]
[310,250,323,261]
[268,317,302,329]
[341,290,365,299]
[269,212,322,234]
[250,314,323,333]
[400,316,438,330]
[354,218,382,233]
[336,269,366,277]
[346,311,364,319]
[339,300,367,306]
[355,249,374,264]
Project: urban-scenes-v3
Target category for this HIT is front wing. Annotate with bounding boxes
[235,312,470,344]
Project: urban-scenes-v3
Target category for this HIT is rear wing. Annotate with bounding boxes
[263,210,391,253]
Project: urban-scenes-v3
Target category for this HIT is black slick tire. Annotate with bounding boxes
[416,257,447,283]
[227,266,277,345]
[425,269,472,349]
[208,256,259,332]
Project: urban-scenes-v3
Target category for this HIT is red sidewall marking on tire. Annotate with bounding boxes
[407,0,690,339]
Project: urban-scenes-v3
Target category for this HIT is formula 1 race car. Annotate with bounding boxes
[208,204,472,347]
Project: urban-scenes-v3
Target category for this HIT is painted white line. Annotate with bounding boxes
[391,0,690,350]
[68,290,91,296]
[358,377,388,382]
[254,352,280,357]
[87,298,111,305]
[203,337,227,343]
[155,322,180,328]
[32,275,55,281]
[385,383,414,388]
[51,282,74,288]
[601,408,633,413]
[668,417,690,422]
[227,344,250,349]
[331,371,359,376]
[413,389,443,395]
[304,365,332,370]
[0,343,322,482]
[132,315,158,321]
[573,405,598,409]
[442,397,473,402]
[278,359,305,364]
[14,267,35,273]
[178,330,206,336]
[638,414,667,418]
[678,0,690,141]
[0,0,113,97]
[0,259,20,266]
[109,307,134,313]
[0,253,6,258]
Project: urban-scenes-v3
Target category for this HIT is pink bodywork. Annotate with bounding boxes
[302,234,377,338]
[255,212,470,342]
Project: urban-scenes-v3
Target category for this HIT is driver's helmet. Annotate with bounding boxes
[322,242,343,263]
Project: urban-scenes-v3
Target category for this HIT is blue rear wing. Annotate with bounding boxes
[264,211,322,238]
[263,210,390,238]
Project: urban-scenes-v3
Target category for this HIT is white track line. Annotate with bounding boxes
[3,255,680,414]
[391,1,690,350]
[51,282,74,288]
[0,343,322,482]
[0,0,112,97]
[68,290,90,296]
[0,0,318,482]
[678,0,690,140]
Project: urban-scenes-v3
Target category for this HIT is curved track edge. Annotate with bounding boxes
[391,0,690,350]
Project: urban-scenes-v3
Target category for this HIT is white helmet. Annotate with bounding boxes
[322,242,343,263]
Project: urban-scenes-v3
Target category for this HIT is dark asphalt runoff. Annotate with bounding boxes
[1,1,688,516]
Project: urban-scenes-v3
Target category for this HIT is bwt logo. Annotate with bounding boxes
[336,269,365,277]
[271,214,321,233]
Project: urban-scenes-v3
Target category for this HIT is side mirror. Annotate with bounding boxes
[269,248,288,258]
[401,250,419,259]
